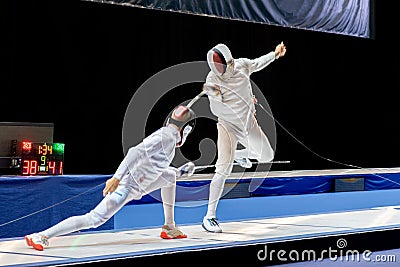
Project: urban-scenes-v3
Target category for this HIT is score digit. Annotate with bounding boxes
[22,160,30,175]
[59,161,63,174]
[48,161,55,174]
[30,160,37,175]
[22,160,38,175]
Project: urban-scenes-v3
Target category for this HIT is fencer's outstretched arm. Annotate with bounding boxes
[245,42,287,73]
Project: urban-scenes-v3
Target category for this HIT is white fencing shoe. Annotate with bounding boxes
[202,217,222,233]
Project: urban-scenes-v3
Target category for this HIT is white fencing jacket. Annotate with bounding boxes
[206,51,276,139]
[113,125,180,192]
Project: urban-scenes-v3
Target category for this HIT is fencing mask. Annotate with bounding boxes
[207,43,234,80]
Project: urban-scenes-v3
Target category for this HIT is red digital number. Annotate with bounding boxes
[59,161,63,174]
[48,161,63,175]
[22,160,30,175]
[48,161,55,174]
[30,160,37,175]
[22,160,37,175]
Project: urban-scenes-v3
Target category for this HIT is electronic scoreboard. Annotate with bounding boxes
[20,142,65,175]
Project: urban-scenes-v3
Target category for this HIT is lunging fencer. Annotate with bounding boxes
[201,42,287,233]
[25,105,196,251]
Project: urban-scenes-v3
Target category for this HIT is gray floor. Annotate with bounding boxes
[2,205,400,266]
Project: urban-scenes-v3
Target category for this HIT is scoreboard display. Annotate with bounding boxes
[21,142,65,175]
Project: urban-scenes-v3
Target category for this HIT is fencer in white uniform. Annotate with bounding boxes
[25,105,196,251]
[202,42,287,233]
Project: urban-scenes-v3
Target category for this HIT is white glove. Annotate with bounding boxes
[176,162,195,177]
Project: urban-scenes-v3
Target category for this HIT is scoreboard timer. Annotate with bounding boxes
[21,142,65,175]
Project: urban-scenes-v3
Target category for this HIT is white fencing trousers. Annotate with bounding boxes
[40,185,138,239]
[205,117,274,218]
[234,119,275,164]
[40,169,177,239]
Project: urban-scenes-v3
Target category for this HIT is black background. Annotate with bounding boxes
[1,0,398,175]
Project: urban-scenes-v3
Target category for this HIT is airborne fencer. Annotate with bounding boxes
[25,105,196,251]
[201,42,287,233]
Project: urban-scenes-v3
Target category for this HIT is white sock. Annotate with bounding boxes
[161,184,176,228]
[205,173,227,219]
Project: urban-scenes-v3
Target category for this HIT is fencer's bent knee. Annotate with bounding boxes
[163,169,177,185]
